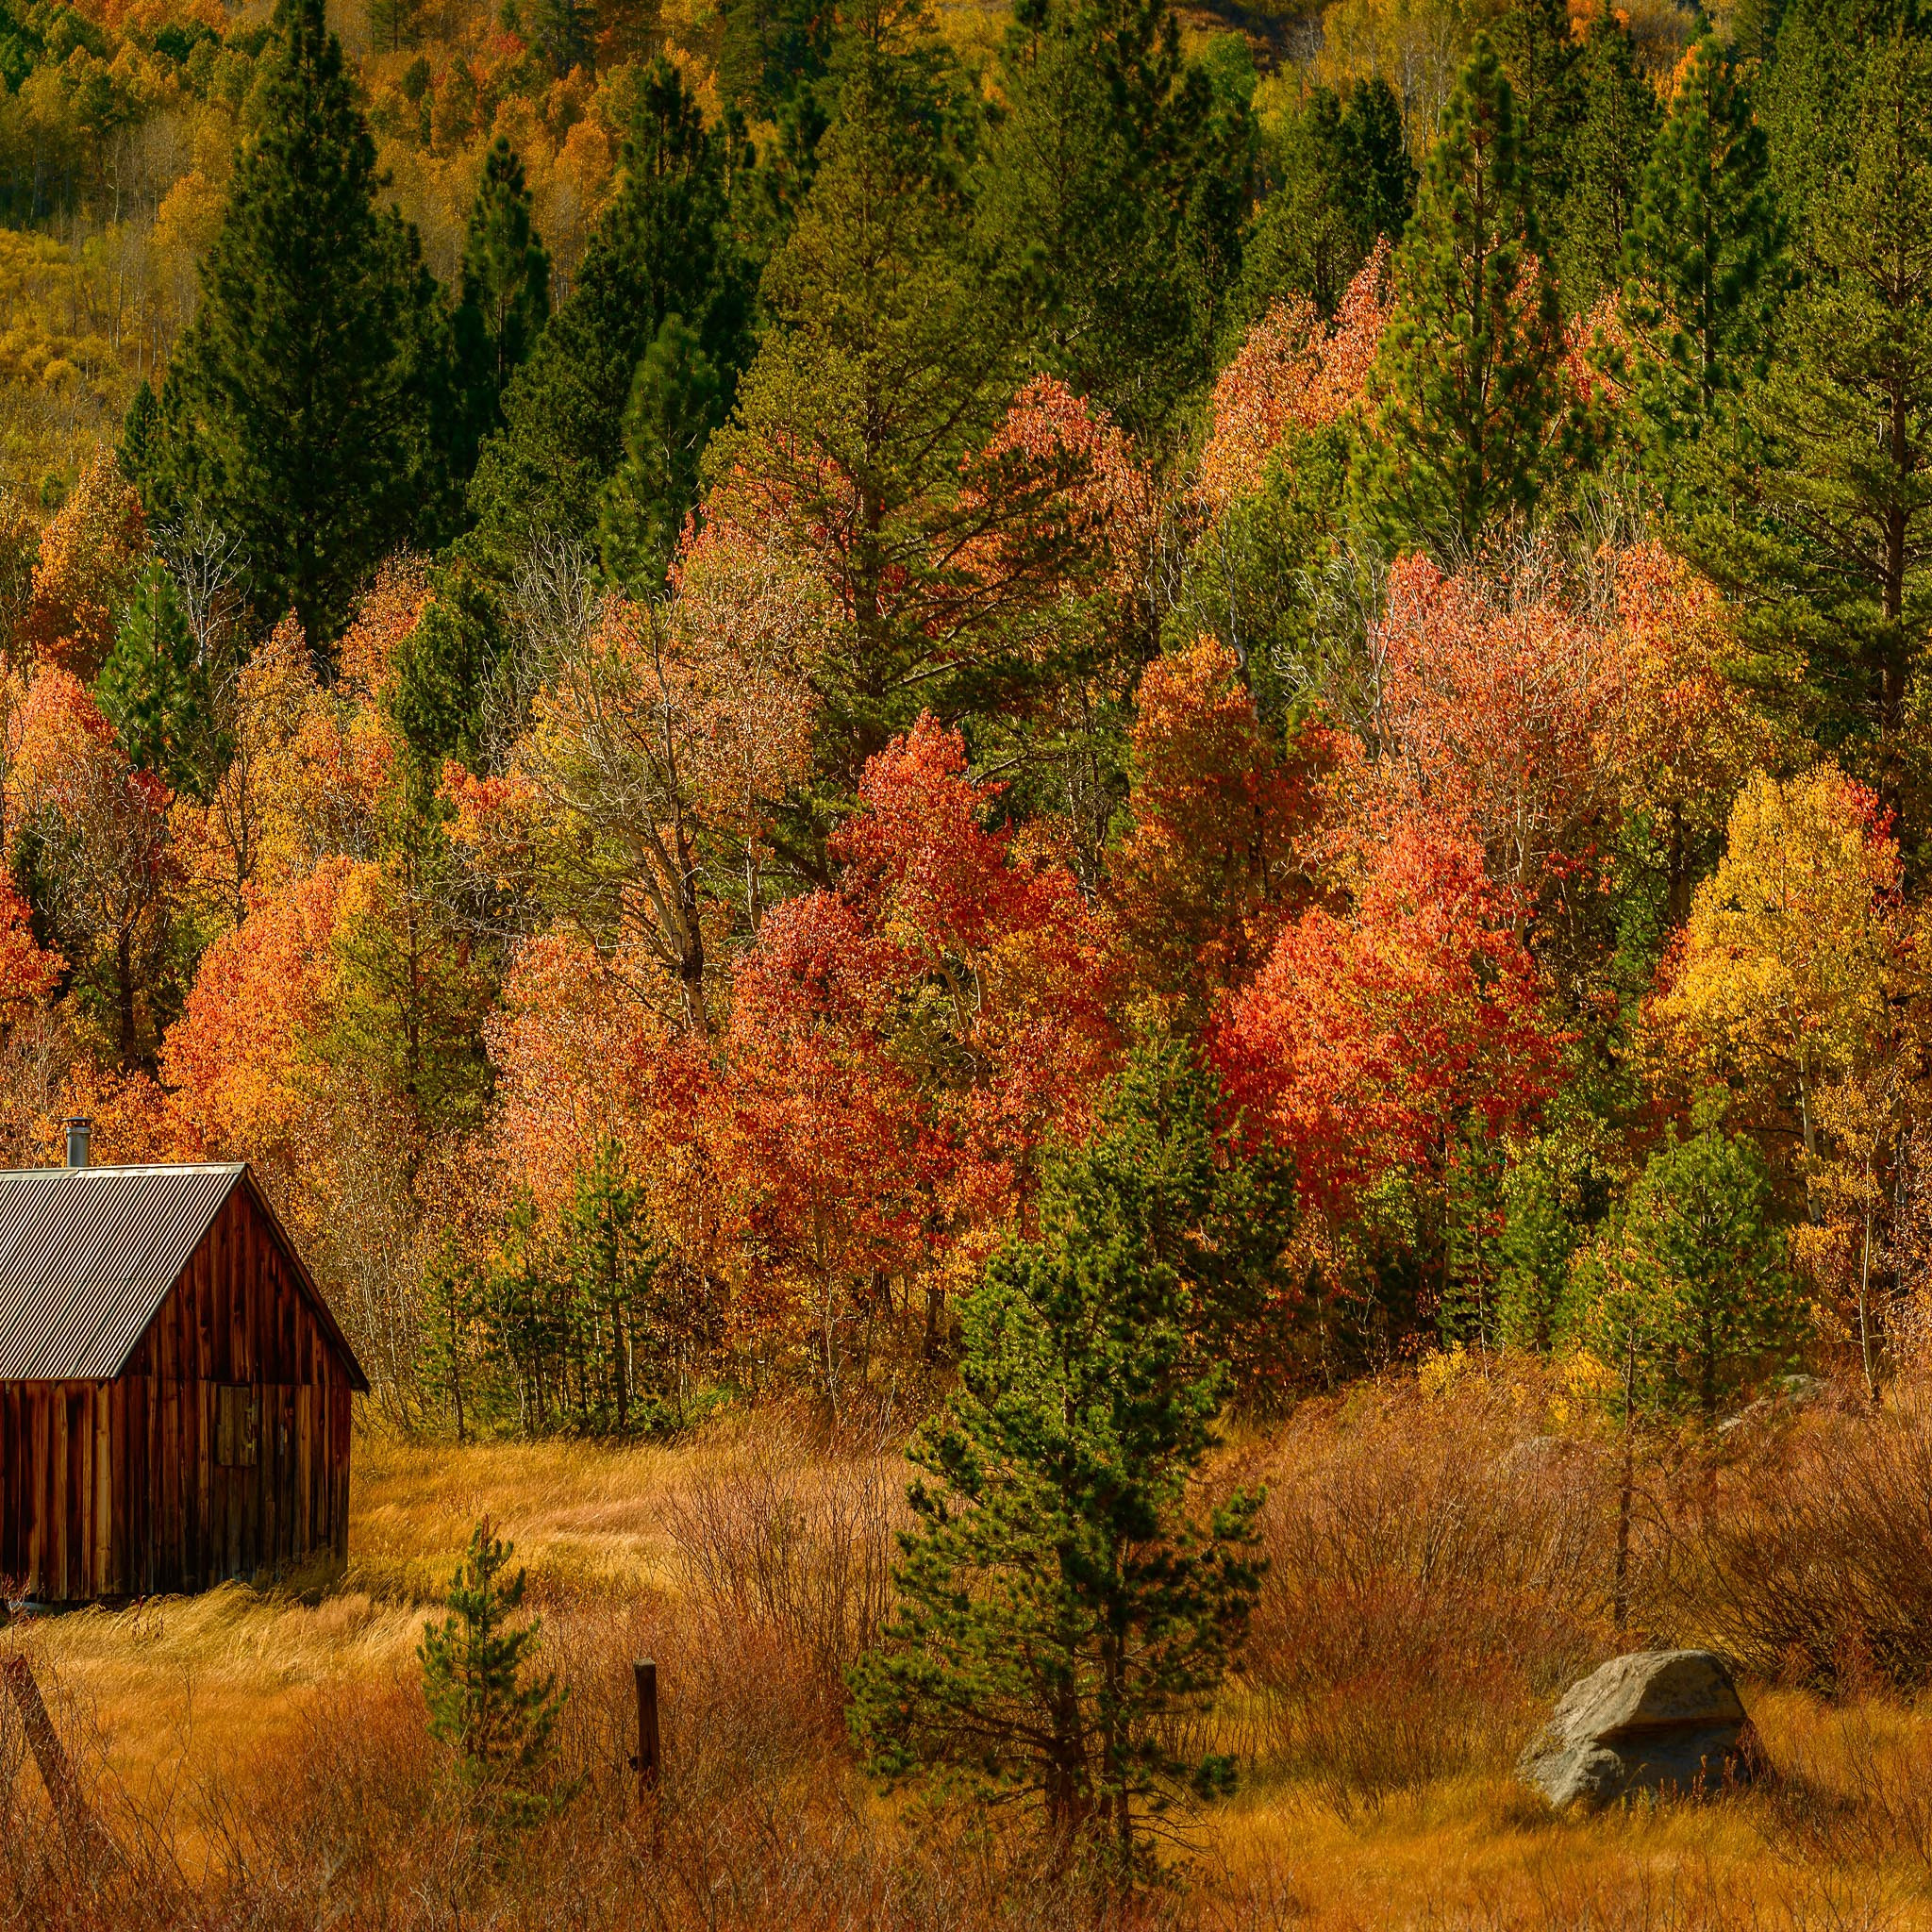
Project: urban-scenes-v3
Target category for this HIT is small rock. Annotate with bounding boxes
[1518,1650,1761,1811]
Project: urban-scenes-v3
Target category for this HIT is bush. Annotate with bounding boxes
[1241,1376,1617,1809]
[665,1420,903,1714]
[1669,1385,1932,1690]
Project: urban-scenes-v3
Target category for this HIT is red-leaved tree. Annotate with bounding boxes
[1214,824,1561,1224]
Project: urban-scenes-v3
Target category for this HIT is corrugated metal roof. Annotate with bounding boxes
[0,1163,338,1384]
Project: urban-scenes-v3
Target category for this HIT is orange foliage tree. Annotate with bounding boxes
[1200,242,1391,513]
[704,715,1123,1387]
[1353,545,1629,934]
[162,857,358,1168]
[835,713,1120,1208]
[1214,824,1562,1225]
[4,668,177,1063]
[22,455,147,680]
[1108,637,1335,1014]
[712,891,941,1403]
[0,864,62,1164]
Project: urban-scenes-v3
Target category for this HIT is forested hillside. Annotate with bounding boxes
[0,0,1925,1444]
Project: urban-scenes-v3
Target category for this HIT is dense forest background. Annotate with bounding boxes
[0,0,1924,1439]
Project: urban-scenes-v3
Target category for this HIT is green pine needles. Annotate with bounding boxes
[419,1517,569,1820]
[848,1042,1270,1865]
[1619,34,1787,483]
[1353,33,1591,557]
[1571,1120,1809,1424]
[146,0,442,653]
[96,561,214,799]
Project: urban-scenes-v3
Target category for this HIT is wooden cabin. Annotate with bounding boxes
[0,1124,367,1603]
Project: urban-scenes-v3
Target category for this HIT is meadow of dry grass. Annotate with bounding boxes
[5,1377,1932,1929]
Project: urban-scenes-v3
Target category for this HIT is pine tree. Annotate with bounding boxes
[1238,78,1412,326]
[1699,35,1932,769]
[703,5,1015,789]
[1490,0,1582,225]
[467,58,758,560]
[1556,17,1661,315]
[146,0,436,655]
[596,314,724,592]
[419,1233,481,1441]
[1352,35,1582,556]
[1571,1124,1806,1424]
[717,0,834,122]
[420,1518,568,1816]
[1761,0,1924,232]
[1237,86,1357,321]
[480,1190,569,1432]
[849,1042,1274,1859]
[367,0,425,54]
[1619,35,1786,482]
[528,0,593,75]
[381,207,465,551]
[1494,1129,1611,1354]
[116,379,158,484]
[450,139,551,484]
[558,1139,655,1433]
[95,560,213,797]
[976,0,1252,440]
[384,558,508,785]
[1336,76,1416,258]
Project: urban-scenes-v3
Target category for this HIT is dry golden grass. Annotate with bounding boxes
[4,1383,1932,1928]
[344,1432,699,1602]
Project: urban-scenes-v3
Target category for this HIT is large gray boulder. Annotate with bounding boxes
[1518,1650,1760,1811]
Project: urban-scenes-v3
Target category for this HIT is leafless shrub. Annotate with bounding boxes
[0,1650,192,1930]
[1668,1388,1932,1690]
[666,1422,905,1711]
[1242,1389,1616,1810]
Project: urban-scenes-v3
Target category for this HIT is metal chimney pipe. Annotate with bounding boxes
[64,1117,91,1170]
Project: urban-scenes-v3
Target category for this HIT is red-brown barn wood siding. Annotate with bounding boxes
[0,1188,353,1601]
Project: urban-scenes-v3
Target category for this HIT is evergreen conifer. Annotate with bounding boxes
[367,0,424,54]
[146,0,438,655]
[385,559,509,788]
[1352,35,1582,555]
[1556,18,1661,314]
[976,0,1252,440]
[596,314,724,592]
[1491,0,1582,224]
[703,3,1013,788]
[1238,86,1357,321]
[116,379,158,484]
[1762,0,1924,229]
[558,1138,654,1434]
[528,0,593,75]
[96,560,213,797]
[1572,1124,1806,1424]
[419,1234,480,1443]
[1239,78,1413,326]
[849,1042,1275,1859]
[420,1518,568,1817]
[1696,35,1932,766]
[1336,76,1416,258]
[1620,36,1785,489]
[466,59,757,560]
[450,139,551,484]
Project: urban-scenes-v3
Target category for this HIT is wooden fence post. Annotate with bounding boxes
[630,1658,660,1798]
[3,1654,109,1863]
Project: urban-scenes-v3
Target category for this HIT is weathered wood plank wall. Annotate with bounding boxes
[0,1189,353,1601]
